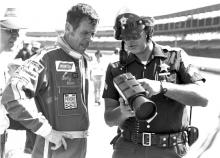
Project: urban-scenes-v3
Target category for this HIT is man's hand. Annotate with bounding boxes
[138,78,161,97]
[119,98,135,119]
[45,129,67,150]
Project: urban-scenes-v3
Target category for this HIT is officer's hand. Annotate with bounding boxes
[138,79,161,97]
[45,129,67,150]
[119,98,135,119]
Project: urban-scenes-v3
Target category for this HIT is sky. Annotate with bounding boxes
[1,0,220,31]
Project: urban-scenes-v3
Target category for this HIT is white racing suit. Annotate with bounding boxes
[1,36,90,158]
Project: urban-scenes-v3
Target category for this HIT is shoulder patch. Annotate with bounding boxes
[164,47,182,70]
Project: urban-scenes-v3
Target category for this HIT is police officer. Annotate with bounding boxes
[1,3,99,158]
[102,12,208,158]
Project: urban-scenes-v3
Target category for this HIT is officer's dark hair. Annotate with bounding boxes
[140,16,154,41]
[113,14,123,40]
[66,3,99,30]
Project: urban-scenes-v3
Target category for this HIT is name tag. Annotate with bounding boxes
[158,72,170,76]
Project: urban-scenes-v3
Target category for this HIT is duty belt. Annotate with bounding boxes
[122,130,187,147]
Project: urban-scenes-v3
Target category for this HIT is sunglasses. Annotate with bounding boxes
[0,27,19,34]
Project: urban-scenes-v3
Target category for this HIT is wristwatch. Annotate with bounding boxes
[160,81,167,94]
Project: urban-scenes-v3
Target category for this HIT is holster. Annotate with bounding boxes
[187,126,199,146]
[110,134,121,146]
[110,128,121,146]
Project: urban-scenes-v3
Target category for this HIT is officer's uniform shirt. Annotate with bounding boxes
[103,42,205,133]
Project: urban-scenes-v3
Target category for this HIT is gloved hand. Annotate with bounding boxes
[0,105,9,134]
[45,129,67,150]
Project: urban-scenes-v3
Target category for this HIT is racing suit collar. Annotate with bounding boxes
[57,36,90,60]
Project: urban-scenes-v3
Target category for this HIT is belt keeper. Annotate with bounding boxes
[159,135,169,147]
[169,133,178,146]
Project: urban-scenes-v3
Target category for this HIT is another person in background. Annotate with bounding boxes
[102,12,208,158]
[111,47,120,62]
[31,41,41,56]
[90,50,105,105]
[1,3,99,158]
[15,39,32,61]
[0,7,27,158]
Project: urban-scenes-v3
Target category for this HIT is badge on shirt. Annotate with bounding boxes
[56,61,76,72]
[64,93,77,109]
[158,63,170,76]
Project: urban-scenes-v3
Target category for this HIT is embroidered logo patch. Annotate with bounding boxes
[26,60,44,73]
[56,61,76,72]
[64,93,77,109]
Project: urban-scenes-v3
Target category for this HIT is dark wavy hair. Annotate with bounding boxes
[66,3,99,30]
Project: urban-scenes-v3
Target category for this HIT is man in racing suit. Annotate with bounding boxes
[1,3,99,158]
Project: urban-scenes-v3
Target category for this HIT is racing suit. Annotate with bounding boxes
[1,36,89,158]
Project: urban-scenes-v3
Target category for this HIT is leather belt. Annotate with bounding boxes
[122,130,187,147]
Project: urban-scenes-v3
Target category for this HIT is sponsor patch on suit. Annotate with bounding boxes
[56,61,76,72]
[64,93,77,109]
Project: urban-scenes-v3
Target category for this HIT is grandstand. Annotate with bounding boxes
[26,3,220,58]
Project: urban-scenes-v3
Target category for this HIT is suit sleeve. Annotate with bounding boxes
[1,55,52,137]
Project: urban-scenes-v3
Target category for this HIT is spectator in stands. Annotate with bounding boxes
[102,12,208,158]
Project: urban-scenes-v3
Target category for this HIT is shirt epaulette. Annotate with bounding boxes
[111,61,120,68]
[160,45,181,53]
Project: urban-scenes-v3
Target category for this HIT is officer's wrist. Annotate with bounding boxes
[160,81,168,95]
